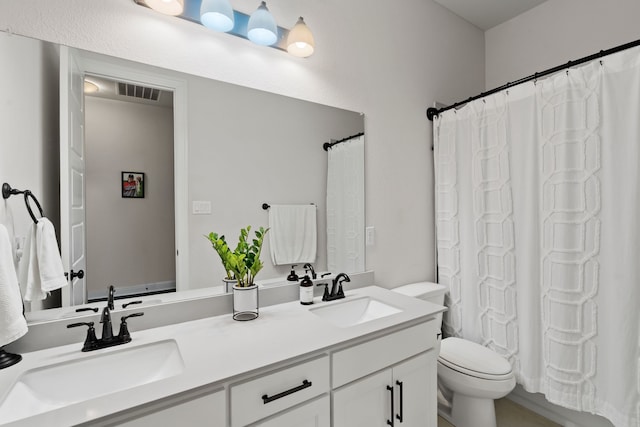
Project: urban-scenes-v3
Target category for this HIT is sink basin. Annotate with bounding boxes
[309,297,402,327]
[0,339,184,423]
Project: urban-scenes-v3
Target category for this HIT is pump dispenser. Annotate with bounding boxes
[287,266,299,282]
[299,275,314,305]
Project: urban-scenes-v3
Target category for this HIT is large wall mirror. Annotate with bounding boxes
[0,32,365,323]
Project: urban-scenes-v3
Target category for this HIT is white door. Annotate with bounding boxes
[59,46,87,306]
[393,351,437,427]
[333,369,393,427]
[255,395,330,427]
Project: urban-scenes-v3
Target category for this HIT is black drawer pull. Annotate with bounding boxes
[396,380,404,423]
[262,379,312,404]
[386,385,395,426]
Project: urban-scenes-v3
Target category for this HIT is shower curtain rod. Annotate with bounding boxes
[426,37,640,121]
[322,132,364,151]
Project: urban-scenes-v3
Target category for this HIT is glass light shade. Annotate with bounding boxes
[144,0,184,16]
[287,17,315,58]
[84,81,99,93]
[247,1,278,46]
[200,0,234,32]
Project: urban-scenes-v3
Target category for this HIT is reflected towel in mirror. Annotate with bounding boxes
[269,205,317,265]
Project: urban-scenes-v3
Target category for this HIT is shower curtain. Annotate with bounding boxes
[433,47,640,427]
[326,135,365,273]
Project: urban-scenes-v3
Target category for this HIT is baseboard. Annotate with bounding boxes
[507,385,614,427]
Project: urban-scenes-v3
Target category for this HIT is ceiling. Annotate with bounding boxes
[433,0,548,30]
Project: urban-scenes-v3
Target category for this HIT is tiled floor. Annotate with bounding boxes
[437,398,561,427]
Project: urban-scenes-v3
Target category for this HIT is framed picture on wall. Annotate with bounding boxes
[121,171,145,198]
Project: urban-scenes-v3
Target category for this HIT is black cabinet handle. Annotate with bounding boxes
[396,380,404,423]
[262,379,312,404]
[386,385,395,426]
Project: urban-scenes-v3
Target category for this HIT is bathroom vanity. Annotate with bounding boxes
[0,286,444,426]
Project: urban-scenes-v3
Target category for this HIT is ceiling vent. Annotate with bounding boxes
[117,82,161,102]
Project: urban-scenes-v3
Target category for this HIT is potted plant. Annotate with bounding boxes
[206,226,269,320]
[205,232,238,293]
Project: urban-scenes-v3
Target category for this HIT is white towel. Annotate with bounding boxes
[36,218,67,292]
[19,223,45,301]
[19,217,67,301]
[0,224,28,347]
[269,204,317,265]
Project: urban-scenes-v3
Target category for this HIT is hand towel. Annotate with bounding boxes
[18,223,46,301]
[36,218,67,292]
[269,204,317,265]
[0,224,28,347]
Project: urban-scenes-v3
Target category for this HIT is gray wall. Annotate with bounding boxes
[486,0,640,89]
[84,96,175,295]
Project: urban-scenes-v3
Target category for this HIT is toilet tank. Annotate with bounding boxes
[392,281,447,326]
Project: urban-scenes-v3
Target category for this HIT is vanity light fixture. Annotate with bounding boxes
[286,17,314,58]
[142,0,184,16]
[83,80,99,94]
[247,2,278,46]
[200,0,234,32]
[133,0,315,57]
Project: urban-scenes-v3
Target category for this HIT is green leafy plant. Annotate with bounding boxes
[205,226,269,287]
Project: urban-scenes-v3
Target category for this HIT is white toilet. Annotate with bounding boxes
[392,282,516,427]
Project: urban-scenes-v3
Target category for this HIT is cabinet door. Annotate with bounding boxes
[254,395,329,427]
[393,350,437,427]
[333,369,394,427]
[97,388,226,427]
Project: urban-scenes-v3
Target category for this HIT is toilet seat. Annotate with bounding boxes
[438,337,513,381]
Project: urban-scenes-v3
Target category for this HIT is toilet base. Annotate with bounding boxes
[451,393,497,427]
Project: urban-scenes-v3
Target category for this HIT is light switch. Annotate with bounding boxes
[192,201,212,215]
[366,226,375,246]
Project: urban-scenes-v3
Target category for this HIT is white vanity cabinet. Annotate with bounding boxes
[86,386,226,427]
[253,395,330,427]
[332,321,438,427]
[229,355,330,427]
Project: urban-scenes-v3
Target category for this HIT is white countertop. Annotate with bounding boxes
[0,286,444,426]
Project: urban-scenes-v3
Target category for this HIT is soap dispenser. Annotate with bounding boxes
[287,265,299,282]
[299,275,314,305]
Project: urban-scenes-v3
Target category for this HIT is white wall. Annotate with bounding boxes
[486,0,640,89]
[84,96,175,295]
[0,0,485,288]
[485,2,640,426]
[0,32,59,310]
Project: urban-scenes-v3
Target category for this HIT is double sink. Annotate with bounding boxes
[0,289,405,424]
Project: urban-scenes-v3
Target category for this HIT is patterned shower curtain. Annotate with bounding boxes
[433,47,640,427]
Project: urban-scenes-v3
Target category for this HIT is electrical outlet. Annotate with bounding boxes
[192,201,212,215]
[366,226,375,246]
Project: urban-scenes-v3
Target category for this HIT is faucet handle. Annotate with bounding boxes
[316,283,330,301]
[67,322,98,352]
[118,312,144,343]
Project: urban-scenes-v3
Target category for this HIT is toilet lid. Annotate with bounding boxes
[438,337,513,379]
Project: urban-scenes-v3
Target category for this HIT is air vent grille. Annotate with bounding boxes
[117,82,161,101]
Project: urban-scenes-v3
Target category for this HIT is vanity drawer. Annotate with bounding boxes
[332,320,437,388]
[230,355,330,427]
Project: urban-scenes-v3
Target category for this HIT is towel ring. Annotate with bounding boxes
[24,191,43,224]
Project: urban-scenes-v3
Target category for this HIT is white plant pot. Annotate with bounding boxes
[222,278,237,294]
[232,284,259,321]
